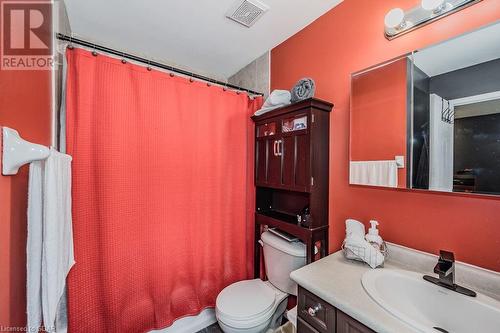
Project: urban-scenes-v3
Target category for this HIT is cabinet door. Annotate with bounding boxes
[255,139,267,185]
[267,138,281,186]
[337,311,375,333]
[281,134,310,191]
[298,317,321,333]
[255,121,278,187]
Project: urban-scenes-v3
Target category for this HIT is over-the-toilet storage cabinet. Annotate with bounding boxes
[252,98,333,275]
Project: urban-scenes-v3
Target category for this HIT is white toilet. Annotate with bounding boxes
[215,231,306,333]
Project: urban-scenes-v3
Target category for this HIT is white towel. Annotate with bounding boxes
[27,148,74,333]
[254,90,291,116]
[349,160,398,188]
[27,161,44,331]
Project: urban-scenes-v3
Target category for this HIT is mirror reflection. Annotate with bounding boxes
[350,22,500,196]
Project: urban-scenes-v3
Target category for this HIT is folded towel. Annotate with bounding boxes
[27,148,74,333]
[290,78,315,102]
[350,160,398,188]
[42,149,74,333]
[254,90,291,116]
[27,161,44,331]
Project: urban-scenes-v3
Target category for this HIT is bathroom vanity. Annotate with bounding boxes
[291,243,500,333]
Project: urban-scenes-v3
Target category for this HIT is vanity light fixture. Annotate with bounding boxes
[384,8,406,31]
[384,0,482,40]
[421,0,446,13]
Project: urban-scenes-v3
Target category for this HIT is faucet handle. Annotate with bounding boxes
[438,250,455,263]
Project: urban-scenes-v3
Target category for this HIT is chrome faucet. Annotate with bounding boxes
[423,250,477,297]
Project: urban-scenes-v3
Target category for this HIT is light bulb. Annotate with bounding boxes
[421,0,445,12]
[384,8,406,30]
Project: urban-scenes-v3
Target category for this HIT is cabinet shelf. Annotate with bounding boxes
[258,209,298,224]
[255,211,327,243]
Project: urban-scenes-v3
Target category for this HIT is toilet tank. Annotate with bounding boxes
[261,231,306,295]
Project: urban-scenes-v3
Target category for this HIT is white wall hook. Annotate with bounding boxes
[2,127,50,175]
[395,155,405,169]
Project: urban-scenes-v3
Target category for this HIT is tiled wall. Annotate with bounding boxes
[229,52,270,98]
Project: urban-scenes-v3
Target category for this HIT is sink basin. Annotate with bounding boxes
[362,269,500,333]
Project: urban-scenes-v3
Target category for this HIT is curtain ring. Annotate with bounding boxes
[67,34,74,50]
[189,74,194,83]
[121,52,127,64]
[223,83,227,92]
[206,80,211,87]
[147,59,152,71]
[169,66,175,77]
[92,43,98,56]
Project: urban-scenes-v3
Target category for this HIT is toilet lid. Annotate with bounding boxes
[216,279,276,320]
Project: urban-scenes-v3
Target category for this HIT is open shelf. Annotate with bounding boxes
[258,209,297,224]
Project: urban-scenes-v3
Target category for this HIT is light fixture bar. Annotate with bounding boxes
[384,0,482,40]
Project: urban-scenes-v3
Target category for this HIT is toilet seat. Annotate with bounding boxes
[216,279,282,329]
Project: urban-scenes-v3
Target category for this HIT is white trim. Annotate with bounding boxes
[450,90,500,107]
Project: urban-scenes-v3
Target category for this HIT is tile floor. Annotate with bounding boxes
[196,323,223,333]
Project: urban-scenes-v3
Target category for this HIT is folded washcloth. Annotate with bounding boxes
[291,78,315,102]
[254,90,291,116]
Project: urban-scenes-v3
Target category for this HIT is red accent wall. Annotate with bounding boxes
[0,42,52,330]
[350,57,408,187]
[271,0,500,271]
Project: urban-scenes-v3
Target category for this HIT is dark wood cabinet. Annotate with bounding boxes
[298,287,375,333]
[336,311,375,333]
[252,98,333,273]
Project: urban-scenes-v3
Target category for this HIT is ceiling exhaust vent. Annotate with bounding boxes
[226,0,269,28]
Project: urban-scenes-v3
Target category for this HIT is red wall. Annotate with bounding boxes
[271,0,500,271]
[0,39,52,331]
[350,57,408,187]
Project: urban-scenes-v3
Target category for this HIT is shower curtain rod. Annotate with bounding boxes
[56,33,264,96]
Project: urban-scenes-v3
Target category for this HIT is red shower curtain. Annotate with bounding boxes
[65,48,262,332]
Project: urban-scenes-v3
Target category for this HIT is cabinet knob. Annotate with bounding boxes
[307,303,322,317]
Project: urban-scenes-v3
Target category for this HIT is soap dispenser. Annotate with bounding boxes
[365,220,383,248]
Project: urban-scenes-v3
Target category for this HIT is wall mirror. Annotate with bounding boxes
[350,22,500,196]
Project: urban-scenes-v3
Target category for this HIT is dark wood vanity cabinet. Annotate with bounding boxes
[298,287,375,333]
[252,98,333,273]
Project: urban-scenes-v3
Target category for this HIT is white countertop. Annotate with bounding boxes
[291,251,417,333]
[290,244,500,333]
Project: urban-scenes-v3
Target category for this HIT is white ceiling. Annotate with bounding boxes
[63,0,343,79]
[413,22,500,77]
